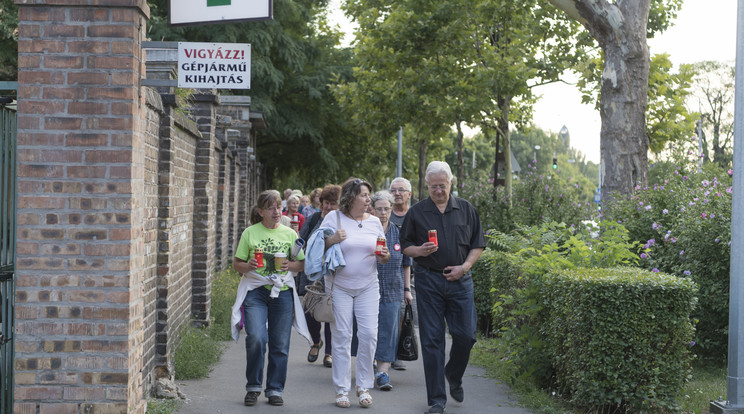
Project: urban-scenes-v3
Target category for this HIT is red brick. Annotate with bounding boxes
[81,340,128,352]
[17,196,67,209]
[41,181,82,193]
[68,229,108,241]
[46,25,85,38]
[45,117,83,130]
[14,402,37,414]
[16,115,40,130]
[14,307,39,320]
[87,25,134,39]
[87,150,132,163]
[69,8,109,22]
[17,164,64,178]
[65,356,105,370]
[15,386,63,400]
[18,70,65,85]
[67,259,106,271]
[40,150,83,163]
[66,322,106,336]
[17,55,41,69]
[66,133,108,146]
[69,197,108,210]
[43,87,86,100]
[81,276,128,288]
[111,102,134,115]
[109,166,132,179]
[67,166,107,179]
[15,213,40,225]
[68,72,109,86]
[87,87,134,100]
[111,72,135,85]
[18,85,41,98]
[40,403,77,414]
[69,102,110,115]
[25,7,66,22]
[39,275,80,287]
[42,340,82,353]
[62,386,105,401]
[18,39,66,53]
[112,40,136,55]
[16,258,64,271]
[17,24,41,38]
[87,117,132,131]
[19,100,65,116]
[44,56,84,69]
[69,40,111,54]
[107,291,129,303]
[40,243,81,256]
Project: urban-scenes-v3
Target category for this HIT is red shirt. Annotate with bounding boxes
[283,211,305,230]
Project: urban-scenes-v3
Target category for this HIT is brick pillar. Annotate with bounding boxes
[14,1,150,413]
[190,93,219,326]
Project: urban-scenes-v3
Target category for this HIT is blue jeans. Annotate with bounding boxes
[243,287,294,397]
[375,301,401,363]
[414,265,476,407]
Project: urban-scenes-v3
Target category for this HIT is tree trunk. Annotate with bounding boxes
[549,0,651,200]
[498,95,513,205]
[417,139,428,201]
[456,119,464,190]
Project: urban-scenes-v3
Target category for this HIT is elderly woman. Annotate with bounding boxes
[231,190,308,407]
[370,191,412,391]
[283,194,306,233]
[299,184,342,368]
[302,187,322,218]
[322,178,390,408]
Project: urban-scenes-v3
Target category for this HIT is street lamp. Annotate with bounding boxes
[533,145,541,165]
[559,125,570,147]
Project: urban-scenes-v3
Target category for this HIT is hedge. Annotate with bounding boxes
[543,267,697,411]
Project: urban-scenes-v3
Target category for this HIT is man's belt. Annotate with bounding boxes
[416,264,444,274]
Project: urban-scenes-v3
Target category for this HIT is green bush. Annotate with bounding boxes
[544,267,697,412]
[472,249,523,336]
[210,266,241,341]
[604,156,732,361]
[459,166,597,233]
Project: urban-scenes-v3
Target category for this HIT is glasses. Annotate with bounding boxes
[390,189,409,194]
[374,207,391,213]
[428,184,448,191]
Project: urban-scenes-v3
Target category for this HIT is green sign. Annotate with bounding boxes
[207,0,231,6]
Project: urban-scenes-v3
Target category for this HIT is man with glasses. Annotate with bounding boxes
[389,177,412,229]
[388,177,413,371]
[400,161,485,414]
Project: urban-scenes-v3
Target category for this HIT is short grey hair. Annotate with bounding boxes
[389,177,411,192]
[371,190,394,207]
[287,195,300,204]
[425,161,454,183]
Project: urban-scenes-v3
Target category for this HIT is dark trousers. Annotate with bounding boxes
[414,265,476,407]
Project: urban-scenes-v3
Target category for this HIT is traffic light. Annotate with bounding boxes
[552,157,557,169]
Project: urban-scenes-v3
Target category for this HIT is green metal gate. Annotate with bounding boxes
[0,82,16,414]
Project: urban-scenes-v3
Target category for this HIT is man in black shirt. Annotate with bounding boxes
[400,161,485,414]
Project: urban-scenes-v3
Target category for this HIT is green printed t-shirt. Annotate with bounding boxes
[235,223,305,290]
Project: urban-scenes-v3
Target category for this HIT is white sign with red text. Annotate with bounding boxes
[178,42,251,89]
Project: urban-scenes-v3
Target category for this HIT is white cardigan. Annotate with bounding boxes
[230,270,311,344]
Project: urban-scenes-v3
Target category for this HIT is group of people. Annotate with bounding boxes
[230,161,486,413]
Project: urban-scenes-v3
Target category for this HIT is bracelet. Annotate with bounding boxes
[404,287,410,292]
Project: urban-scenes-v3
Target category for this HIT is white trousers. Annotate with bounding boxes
[328,277,380,395]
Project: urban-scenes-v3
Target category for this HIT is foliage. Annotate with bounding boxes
[459,163,596,233]
[603,135,732,361]
[690,60,735,168]
[576,52,696,153]
[209,266,241,342]
[173,267,238,379]
[0,0,17,82]
[544,267,696,412]
[146,398,182,414]
[485,221,640,388]
[173,323,224,380]
[148,0,358,190]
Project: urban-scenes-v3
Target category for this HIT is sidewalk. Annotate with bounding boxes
[175,328,532,414]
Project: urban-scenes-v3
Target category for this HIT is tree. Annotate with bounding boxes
[0,0,18,82]
[148,0,358,189]
[691,60,734,168]
[547,0,682,199]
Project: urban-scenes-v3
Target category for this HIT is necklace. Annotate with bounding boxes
[347,213,364,228]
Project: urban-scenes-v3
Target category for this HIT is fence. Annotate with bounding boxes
[0,83,16,414]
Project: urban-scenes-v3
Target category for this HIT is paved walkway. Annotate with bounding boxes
[175,328,531,414]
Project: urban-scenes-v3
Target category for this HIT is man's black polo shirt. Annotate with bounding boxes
[399,196,486,272]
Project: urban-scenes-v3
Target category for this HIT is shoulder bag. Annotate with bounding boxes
[301,211,340,323]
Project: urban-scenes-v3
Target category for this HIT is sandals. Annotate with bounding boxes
[335,393,350,408]
[357,387,373,408]
[308,340,323,363]
[323,354,333,368]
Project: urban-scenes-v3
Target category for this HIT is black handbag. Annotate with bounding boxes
[396,304,419,361]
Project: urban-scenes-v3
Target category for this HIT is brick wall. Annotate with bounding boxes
[13,2,264,411]
[14,1,151,413]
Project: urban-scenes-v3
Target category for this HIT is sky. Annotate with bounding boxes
[327,0,738,164]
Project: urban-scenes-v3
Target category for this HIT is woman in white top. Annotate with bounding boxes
[322,178,390,408]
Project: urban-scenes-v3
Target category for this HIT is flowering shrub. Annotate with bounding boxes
[459,164,598,233]
[604,136,732,361]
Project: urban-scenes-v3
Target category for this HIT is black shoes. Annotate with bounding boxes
[268,395,284,406]
[307,340,322,363]
[244,391,260,406]
[427,404,446,413]
[447,376,464,403]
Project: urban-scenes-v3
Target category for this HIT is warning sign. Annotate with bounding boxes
[177,42,251,89]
